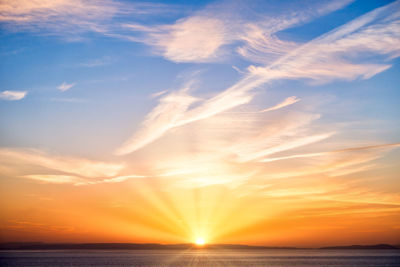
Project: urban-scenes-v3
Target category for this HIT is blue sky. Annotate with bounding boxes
[1,0,399,178]
[0,0,399,245]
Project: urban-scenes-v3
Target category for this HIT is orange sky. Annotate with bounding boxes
[1,151,400,247]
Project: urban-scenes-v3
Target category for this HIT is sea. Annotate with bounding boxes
[0,249,399,266]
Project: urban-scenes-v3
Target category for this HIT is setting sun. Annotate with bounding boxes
[195,238,206,246]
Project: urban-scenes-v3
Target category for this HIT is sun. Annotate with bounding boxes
[195,237,206,246]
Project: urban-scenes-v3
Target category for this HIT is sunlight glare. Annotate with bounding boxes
[195,238,206,246]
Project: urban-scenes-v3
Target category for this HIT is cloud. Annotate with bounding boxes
[0,0,120,33]
[116,1,400,155]
[259,180,400,207]
[0,90,27,100]
[123,0,353,63]
[123,14,231,62]
[260,143,400,163]
[259,143,400,180]
[22,173,145,186]
[92,174,145,184]
[130,108,336,189]
[23,174,84,185]
[232,66,245,74]
[236,0,356,64]
[57,82,75,92]
[236,132,335,163]
[249,1,400,83]
[0,148,124,178]
[0,0,171,37]
[115,76,263,155]
[154,154,255,188]
[150,90,168,98]
[228,112,334,162]
[236,23,299,64]
[0,148,150,186]
[114,82,201,155]
[151,16,230,62]
[260,96,300,112]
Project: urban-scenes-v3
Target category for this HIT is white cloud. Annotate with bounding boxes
[57,82,75,92]
[123,0,353,63]
[0,0,171,37]
[151,16,230,62]
[237,23,299,64]
[0,0,120,34]
[75,174,146,186]
[260,143,400,163]
[114,76,261,155]
[249,1,400,83]
[116,1,400,155]
[259,143,400,180]
[236,0,355,64]
[114,82,201,155]
[23,174,84,185]
[260,96,300,112]
[0,148,124,178]
[22,174,145,186]
[123,15,231,62]
[0,90,27,100]
[150,90,168,98]
[0,148,149,186]
[228,112,334,162]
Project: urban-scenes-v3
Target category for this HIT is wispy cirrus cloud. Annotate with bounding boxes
[0,90,27,100]
[148,16,230,63]
[23,174,84,185]
[130,108,335,189]
[22,174,145,186]
[0,0,120,33]
[0,0,174,37]
[260,143,400,163]
[234,132,335,163]
[114,81,201,155]
[116,0,400,155]
[260,96,300,112]
[150,90,168,99]
[221,111,334,162]
[0,148,148,186]
[114,76,261,155]
[249,1,400,83]
[122,0,353,63]
[259,143,400,180]
[122,16,230,62]
[0,148,124,178]
[57,82,75,92]
[259,179,400,206]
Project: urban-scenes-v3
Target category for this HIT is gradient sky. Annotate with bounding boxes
[0,0,399,247]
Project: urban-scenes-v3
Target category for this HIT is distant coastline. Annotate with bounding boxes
[0,243,398,250]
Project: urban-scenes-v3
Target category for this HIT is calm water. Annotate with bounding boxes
[1,249,399,266]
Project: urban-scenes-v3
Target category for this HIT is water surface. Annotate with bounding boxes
[1,249,399,266]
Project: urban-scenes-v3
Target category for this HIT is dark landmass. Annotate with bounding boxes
[320,244,399,250]
[0,242,398,250]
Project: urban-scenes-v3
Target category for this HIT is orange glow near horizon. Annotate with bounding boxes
[1,164,400,247]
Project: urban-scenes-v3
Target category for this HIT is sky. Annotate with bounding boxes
[0,0,399,247]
